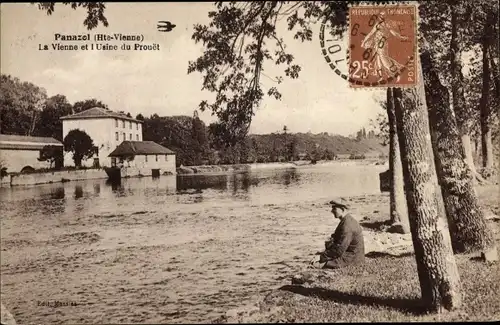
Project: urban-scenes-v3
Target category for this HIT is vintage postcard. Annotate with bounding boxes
[1,1,498,324]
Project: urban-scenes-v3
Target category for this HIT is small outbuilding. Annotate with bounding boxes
[108,141,176,176]
[0,134,63,173]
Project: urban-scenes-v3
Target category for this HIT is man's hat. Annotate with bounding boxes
[328,198,349,210]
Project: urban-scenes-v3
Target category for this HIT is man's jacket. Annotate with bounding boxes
[322,214,365,266]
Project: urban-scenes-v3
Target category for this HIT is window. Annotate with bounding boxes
[129,121,132,129]
[115,132,119,141]
[122,120,125,128]
[136,123,139,130]
[145,155,148,162]
[129,133,132,140]
[122,133,125,141]
[165,155,168,161]
[136,134,139,141]
[155,155,158,162]
[115,119,118,127]
[111,157,117,167]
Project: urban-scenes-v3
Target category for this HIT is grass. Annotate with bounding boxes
[249,243,500,323]
[229,200,500,325]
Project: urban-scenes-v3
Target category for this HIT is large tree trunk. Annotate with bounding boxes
[450,8,484,182]
[386,88,408,225]
[421,49,497,258]
[480,18,494,169]
[489,50,499,98]
[392,68,462,310]
[1,301,17,325]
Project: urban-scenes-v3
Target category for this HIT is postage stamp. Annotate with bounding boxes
[348,3,418,88]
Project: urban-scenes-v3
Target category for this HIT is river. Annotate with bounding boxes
[0,163,387,324]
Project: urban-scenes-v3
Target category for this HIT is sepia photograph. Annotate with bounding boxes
[0,1,499,324]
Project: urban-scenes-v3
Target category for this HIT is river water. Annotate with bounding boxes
[0,163,387,324]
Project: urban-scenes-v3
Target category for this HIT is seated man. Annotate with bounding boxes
[316,199,365,269]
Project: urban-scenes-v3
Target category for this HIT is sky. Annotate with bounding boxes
[0,2,385,136]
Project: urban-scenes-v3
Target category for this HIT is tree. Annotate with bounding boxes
[37,145,63,169]
[239,137,250,163]
[370,111,390,146]
[429,0,497,179]
[394,79,462,311]
[63,129,95,167]
[136,113,145,121]
[0,74,47,135]
[323,148,334,160]
[36,94,73,140]
[419,1,498,257]
[250,138,260,163]
[421,45,497,257]
[192,110,210,165]
[478,8,498,169]
[386,89,408,226]
[287,136,298,161]
[72,98,108,114]
[356,129,363,141]
[419,1,496,181]
[35,2,109,30]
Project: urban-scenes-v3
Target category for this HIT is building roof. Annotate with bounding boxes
[0,134,63,150]
[108,141,175,157]
[60,107,143,123]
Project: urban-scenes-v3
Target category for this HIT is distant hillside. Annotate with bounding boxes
[141,114,388,165]
[249,132,388,159]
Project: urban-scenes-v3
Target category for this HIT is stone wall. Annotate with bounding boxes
[5,169,106,187]
[0,148,54,173]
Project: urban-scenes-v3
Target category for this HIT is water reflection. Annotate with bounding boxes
[176,174,229,193]
[106,179,123,192]
[74,185,83,199]
[277,168,299,186]
[93,183,101,195]
[1,165,386,218]
[176,172,265,198]
[50,187,65,200]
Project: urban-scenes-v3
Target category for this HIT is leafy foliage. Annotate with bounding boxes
[72,98,108,113]
[63,129,95,167]
[420,0,498,130]
[142,114,211,166]
[0,74,47,135]
[37,145,63,169]
[142,113,385,166]
[192,110,210,165]
[188,1,352,145]
[34,2,109,30]
[36,94,73,140]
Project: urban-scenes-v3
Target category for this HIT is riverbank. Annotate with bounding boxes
[217,184,500,323]
[177,159,387,175]
[0,168,106,187]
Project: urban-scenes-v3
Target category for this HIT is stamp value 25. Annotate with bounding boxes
[348,4,418,88]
